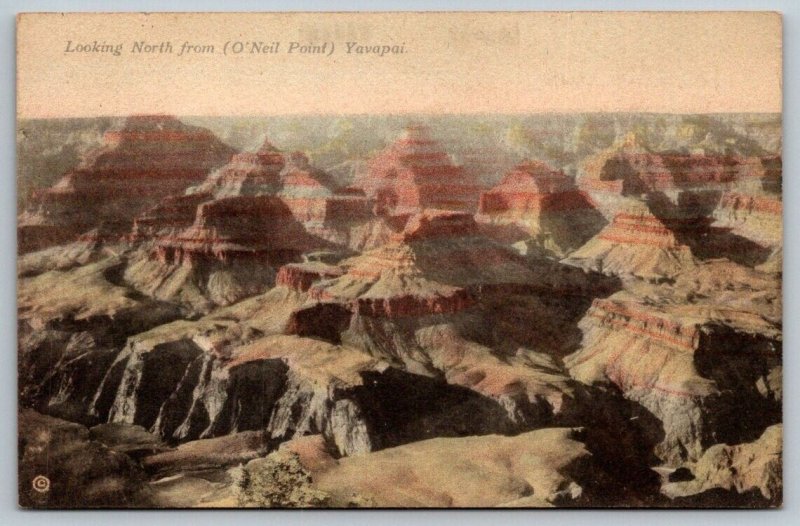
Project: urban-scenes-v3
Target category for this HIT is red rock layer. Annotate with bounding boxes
[306,287,475,319]
[584,299,701,354]
[712,192,783,248]
[18,115,236,253]
[356,125,483,213]
[155,195,313,266]
[277,153,374,229]
[351,290,474,318]
[300,211,547,320]
[276,263,344,292]
[566,289,781,466]
[568,294,779,398]
[597,212,680,249]
[281,169,331,194]
[280,151,339,191]
[478,161,597,214]
[214,150,284,195]
[566,298,712,403]
[192,138,286,197]
[283,196,372,226]
[717,193,782,216]
[581,144,782,196]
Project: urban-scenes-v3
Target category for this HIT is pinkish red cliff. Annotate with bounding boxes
[355,125,483,214]
[18,115,236,253]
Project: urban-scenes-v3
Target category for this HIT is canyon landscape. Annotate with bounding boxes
[17,112,783,508]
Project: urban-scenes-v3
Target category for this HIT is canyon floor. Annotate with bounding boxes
[17,114,782,508]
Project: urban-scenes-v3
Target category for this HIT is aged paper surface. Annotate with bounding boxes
[17,12,782,508]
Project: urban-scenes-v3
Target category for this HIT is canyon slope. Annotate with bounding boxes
[18,114,782,508]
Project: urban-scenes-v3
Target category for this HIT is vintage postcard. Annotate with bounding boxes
[16,12,782,508]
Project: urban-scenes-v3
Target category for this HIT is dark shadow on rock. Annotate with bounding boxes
[286,302,354,345]
[348,367,518,451]
[468,264,622,358]
[646,191,772,267]
[667,487,776,508]
[562,385,667,506]
[695,325,782,447]
[601,156,649,196]
[206,358,289,440]
[134,340,205,431]
[668,467,695,482]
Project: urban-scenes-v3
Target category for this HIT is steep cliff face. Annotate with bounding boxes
[18,115,236,253]
[17,257,182,424]
[565,267,781,465]
[477,161,606,255]
[95,326,529,457]
[276,262,344,292]
[578,134,781,218]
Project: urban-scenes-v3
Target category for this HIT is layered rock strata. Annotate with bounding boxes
[565,270,782,465]
[712,193,782,249]
[563,201,696,281]
[355,125,483,213]
[193,139,285,197]
[123,196,325,311]
[477,161,606,255]
[18,115,236,253]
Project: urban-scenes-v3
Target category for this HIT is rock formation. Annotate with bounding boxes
[565,261,781,465]
[578,133,782,223]
[239,428,601,507]
[563,200,696,281]
[18,257,182,423]
[355,125,483,214]
[18,115,236,253]
[713,193,782,250]
[124,195,329,312]
[477,161,606,255]
[301,210,541,319]
[662,424,782,504]
[193,139,285,197]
